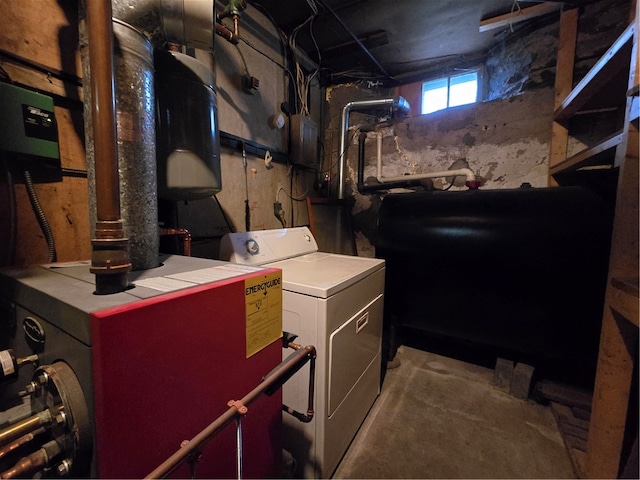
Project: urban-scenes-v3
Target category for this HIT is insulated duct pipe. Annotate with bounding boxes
[81,0,236,284]
[338,97,410,199]
[111,0,218,51]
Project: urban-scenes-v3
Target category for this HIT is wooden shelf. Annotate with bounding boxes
[549,130,622,175]
[555,23,636,123]
[551,8,638,477]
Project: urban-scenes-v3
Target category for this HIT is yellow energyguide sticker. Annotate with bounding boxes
[244,271,283,358]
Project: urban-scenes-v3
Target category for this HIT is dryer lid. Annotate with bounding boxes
[268,252,384,298]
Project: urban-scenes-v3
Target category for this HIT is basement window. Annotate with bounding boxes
[421,71,480,115]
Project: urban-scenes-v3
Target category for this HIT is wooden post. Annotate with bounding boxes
[548,8,578,187]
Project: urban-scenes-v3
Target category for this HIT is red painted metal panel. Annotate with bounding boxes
[91,270,283,479]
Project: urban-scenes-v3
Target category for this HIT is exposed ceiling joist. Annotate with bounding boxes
[479,2,564,32]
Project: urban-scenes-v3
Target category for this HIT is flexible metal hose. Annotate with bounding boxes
[23,170,56,263]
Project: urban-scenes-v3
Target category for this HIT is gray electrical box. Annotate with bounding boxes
[0,82,60,163]
[290,114,318,168]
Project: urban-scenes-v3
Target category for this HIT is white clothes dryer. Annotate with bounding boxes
[220,227,384,478]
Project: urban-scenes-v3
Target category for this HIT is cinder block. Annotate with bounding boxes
[493,358,514,392]
[510,363,536,400]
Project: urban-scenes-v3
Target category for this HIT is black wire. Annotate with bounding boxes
[317,129,358,175]
[213,194,236,233]
[290,166,295,226]
[238,36,296,88]
[248,1,300,112]
[23,170,57,262]
[443,175,459,191]
[1,157,16,266]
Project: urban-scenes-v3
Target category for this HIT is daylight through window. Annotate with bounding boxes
[421,71,479,115]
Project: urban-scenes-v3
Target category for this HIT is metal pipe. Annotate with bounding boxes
[82,1,237,280]
[372,129,478,189]
[282,342,316,423]
[0,410,52,446]
[87,0,119,223]
[86,0,130,294]
[378,168,477,185]
[159,228,192,256]
[0,428,45,461]
[234,418,243,480]
[356,130,478,191]
[145,345,316,479]
[357,132,367,186]
[376,132,383,180]
[359,178,425,192]
[338,97,410,199]
[215,22,238,44]
[0,440,61,479]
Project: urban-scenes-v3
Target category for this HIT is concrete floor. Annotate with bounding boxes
[332,346,576,479]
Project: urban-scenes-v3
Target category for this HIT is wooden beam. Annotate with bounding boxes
[548,8,578,186]
[553,8,579,110]
[479,3,563,33]
[555,23,635,122]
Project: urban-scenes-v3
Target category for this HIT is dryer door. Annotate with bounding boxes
[327,293,383,416]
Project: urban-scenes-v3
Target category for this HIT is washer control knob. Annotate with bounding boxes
[303,234,311,242]
[245,239,259,255]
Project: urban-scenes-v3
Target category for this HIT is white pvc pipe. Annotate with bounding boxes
[374,133,475,185]
[338,97,410,199]
[377,168,476,184]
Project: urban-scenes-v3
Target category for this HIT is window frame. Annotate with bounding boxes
[420,67,484,115]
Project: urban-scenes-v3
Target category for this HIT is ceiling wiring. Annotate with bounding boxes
[288,0,321,116]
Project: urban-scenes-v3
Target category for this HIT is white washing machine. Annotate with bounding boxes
[220,227,384,478]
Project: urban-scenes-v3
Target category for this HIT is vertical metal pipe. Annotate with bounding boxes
[337,97,410,199]
[87,0,119,222]
[86,0,131,294]
[357,132,367,186]
[234,418,243,480]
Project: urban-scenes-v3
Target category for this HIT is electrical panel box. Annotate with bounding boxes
[0,82,60,165]
[290,114,318,168]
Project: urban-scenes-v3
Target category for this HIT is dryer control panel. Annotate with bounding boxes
[220,227,318,265]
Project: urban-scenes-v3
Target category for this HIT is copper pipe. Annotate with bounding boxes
[232,15,240,37]
[0,440,61,479]
[215,22,238,44]
[86,0,130,293]
[86,0,118,222]
[159,228,192,257]
[0,411,52,446]
[145,345,317,479]
[0,428,45,461]
[283,343,316,423]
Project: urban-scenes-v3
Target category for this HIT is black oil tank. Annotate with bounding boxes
[376,186,613,387]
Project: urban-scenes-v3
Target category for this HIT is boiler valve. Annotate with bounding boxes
[217,0,247,37]
[0,362,91,478]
